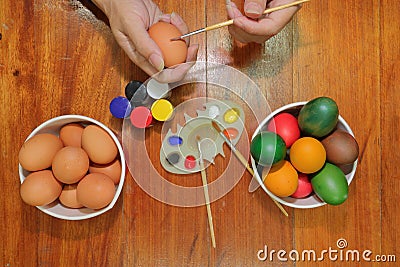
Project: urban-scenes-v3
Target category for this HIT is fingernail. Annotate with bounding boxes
[171,12,176,19]
[244,2,263,16]
[149,54,164,71]
[225,0,231,4]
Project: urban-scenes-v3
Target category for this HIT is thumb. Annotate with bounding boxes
[244,0,267,19]
[125,23,165,72]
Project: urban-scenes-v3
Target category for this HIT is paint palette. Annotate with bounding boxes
[160,100,245,174]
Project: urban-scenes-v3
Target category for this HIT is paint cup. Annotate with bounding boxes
[130,106,153,128]
[150,99,175,122]
[146,78,171,100]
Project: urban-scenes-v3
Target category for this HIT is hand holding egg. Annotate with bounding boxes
[91,0,198,83]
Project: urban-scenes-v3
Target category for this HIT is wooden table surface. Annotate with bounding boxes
[1,0,399,266]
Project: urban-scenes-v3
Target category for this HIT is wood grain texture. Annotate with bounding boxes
[1,0,399,266]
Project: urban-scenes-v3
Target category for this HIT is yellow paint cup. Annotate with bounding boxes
[151,99,174,121]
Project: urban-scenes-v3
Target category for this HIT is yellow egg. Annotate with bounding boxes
[263,160,298,197]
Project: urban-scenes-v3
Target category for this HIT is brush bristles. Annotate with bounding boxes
[211,121,222,133]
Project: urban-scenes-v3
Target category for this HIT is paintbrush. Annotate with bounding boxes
[211,121,288,217]
[196,135,217,248]
[171,0,309,41]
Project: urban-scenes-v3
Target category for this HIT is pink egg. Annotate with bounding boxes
[291,173,313,198]
[267,113,300,147]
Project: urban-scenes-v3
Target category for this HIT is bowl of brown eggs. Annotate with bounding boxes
[250,97,359,209]
[18,115,125,220]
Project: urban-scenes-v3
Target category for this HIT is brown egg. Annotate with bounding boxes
[89,158,122,184]
[20,170,62,206]
[76,173,115,210]
[148,22,188,68]
[59,183,84,209]
[81,125,118,164]
[321,129,359,165]
[52,146,89,184]
[19,133,63,172]
[59,123,84,147]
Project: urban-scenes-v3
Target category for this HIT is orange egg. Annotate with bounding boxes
[262,160,298,197]
[148,22,188,68]
[290,137,326,173]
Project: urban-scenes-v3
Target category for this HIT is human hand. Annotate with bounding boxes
[92,0,198,83]
[226,0,302,43]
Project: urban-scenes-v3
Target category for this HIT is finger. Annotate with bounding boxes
[226,2,253,43]
[154,44,199,83]
[123,19,165,72]
[264,2,302,34]
[159,13,172,23]
[226,0,243,19]
[233,3,298,38]
[244,0,268,19]
[112,30,159,77]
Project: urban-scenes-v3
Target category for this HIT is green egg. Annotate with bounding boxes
[298,97,339,137]
[311,163,349,205]
[250,131,286,166]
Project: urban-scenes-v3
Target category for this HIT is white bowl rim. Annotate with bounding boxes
[18,114,126,220]
[250,101,358,209]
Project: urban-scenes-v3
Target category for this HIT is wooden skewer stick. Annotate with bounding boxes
[171,0,309,40]
[196,135,217,248]
[211,121,288,217]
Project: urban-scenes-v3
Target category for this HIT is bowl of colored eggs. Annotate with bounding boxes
[18,115,126,220]
[250,97,359,208]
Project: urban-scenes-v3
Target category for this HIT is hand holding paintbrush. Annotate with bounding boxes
[171,0,309,41]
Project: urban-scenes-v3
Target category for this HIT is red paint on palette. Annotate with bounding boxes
[184,155,197,169]
[223,128,239,140]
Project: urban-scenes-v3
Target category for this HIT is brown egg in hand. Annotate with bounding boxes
[148,22,188,68]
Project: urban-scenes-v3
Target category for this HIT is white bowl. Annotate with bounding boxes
[251,102,358,209]
[19,115,126,220]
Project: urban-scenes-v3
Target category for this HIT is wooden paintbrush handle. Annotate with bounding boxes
[205,19,234,31]
[232,150,254,176]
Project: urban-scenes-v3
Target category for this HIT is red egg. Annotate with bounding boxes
[291,173,313,198]
[267,113,300,147]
